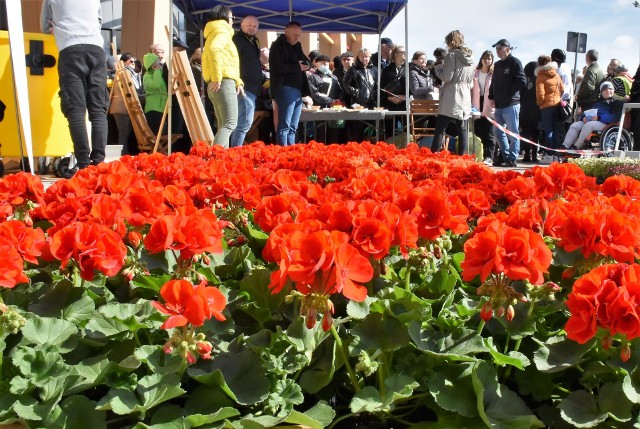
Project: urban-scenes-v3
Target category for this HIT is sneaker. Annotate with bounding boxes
[483,157,493,166]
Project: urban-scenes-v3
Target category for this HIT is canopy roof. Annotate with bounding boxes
[173,0,407,33]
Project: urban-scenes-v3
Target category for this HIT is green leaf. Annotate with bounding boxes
[66,356,111,394]
[267,379,303,416]
[299,336,337,394]
[410,323,488,361]
[472,361,544,429]
[284,401,335,429]
[350,386,383,413]
[188,350,270,405]
[533,336,595,373]
[350,312,411,353]
[622,370,640,404]
[84,313,133,339]
[484,338,530,370]
[559,390,607,428]
[22,316,77,348]
[346,296,375,319]
[427,363,477,418]
[13,347,69,388]
[286,316,330,353]
[185,407,241,426]
[239,269,284,313]
[13,396,58,422]
[350,375,418,414]
[96,374,186,419]
[130,274,173,293]
[184,385,235,416]
[383,374,419,404]
[598,381,633,422]
[62,294,97,324]
[135,345,184,374]
[50,396,107,429]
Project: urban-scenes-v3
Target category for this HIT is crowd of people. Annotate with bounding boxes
[41,0,640,170]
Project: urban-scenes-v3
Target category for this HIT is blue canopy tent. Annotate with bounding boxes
[170,0,411,146]
[173,0,407,34]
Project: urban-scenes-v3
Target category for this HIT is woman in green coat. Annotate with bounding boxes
[143,53,168,136]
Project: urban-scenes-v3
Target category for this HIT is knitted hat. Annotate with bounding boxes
[600,81,614,91]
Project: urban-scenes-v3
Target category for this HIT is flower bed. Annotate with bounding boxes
[2,141,640,428]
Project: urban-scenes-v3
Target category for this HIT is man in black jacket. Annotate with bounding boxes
[269,21,310,146]
[230,15,261,147]
[488,39,526,167]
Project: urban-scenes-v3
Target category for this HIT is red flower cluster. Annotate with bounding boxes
[461,218,552,285]
[49,221,127,280]
[152,279,226,329]
[566,263,640,360]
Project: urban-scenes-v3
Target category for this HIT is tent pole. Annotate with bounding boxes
[403,2,410,148]
[167,3,173,155]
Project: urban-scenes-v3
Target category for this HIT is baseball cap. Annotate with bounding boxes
[341,51,354,59]
[600,81,614,91]
[492,39,511,48]
[381,37,393,47]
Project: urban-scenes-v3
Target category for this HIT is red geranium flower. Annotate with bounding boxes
[152,279,226,329]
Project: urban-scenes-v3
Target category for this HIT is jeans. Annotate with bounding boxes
[58,44,109,168]
[540,106,560,153]
[274,85,303,146]
[229,91,257,148]
[493,104,520,163]
[113,113,132,154]
[474,116,494,159]
[208,78,238,148]
[431,115,468,155]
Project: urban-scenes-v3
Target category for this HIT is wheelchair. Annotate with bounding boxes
[588,122,634,153]
[561,122,635,162]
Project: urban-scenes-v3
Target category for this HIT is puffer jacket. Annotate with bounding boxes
[142,53,167,114]
[409,63,436,100]
[342,58,377,108]
[434,47,474,120]
[535,61,563,109]
[202,20,243,87]
[471,69,494,118]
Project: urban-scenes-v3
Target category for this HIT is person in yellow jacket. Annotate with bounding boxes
[202,5,244,148]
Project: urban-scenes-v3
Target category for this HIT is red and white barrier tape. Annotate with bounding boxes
[484,115,607,156]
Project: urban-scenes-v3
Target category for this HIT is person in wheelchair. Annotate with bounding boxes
[562,81,623,150]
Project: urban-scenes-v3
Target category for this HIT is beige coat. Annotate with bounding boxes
[434,48,474,120]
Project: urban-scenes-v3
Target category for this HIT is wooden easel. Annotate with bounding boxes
[170,50,215,145]
[113,58,180,154]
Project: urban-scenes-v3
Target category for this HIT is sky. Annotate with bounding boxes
[364,0,640,76]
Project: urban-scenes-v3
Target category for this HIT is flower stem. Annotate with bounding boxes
[476,319,485,335]
[503,300,536,380]
[405,260,411,290]
[330,324,360,393]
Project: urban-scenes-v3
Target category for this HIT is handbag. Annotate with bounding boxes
[559,103,571,120]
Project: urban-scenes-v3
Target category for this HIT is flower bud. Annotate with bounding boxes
[621,343,632,362]
[601,335,613,350]
[163,341,174,354]
[197,341,213,356]
[186,351,198,364]
[480,302,493,321]
[505,304,515,322]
